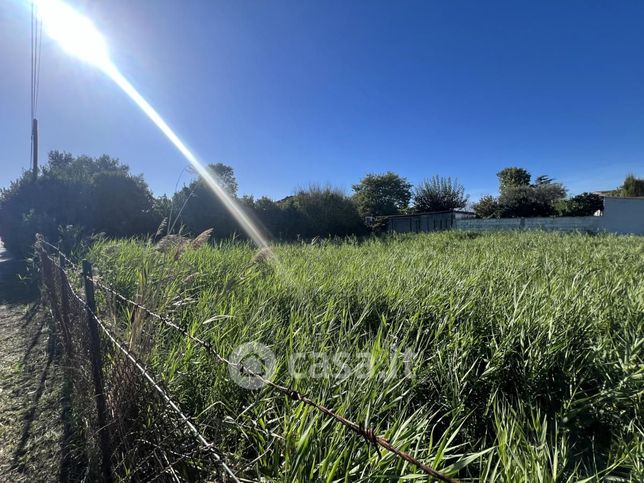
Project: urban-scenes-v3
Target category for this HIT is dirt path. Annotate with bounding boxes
[0,244,64,482]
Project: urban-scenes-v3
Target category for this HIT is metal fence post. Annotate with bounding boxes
[82,260,112,482]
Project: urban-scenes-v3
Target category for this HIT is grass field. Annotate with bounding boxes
[87,231,643,481]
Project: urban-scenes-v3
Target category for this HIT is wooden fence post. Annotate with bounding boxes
[57,254,73,355]
[82,260,112,482]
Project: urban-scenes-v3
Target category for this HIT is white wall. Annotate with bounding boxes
[601,197,644,235]
[455,217,599,232]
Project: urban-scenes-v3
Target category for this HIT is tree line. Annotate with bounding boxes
[1,151,642,255]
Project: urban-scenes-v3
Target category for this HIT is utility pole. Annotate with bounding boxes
[31,118,38,177]
[30,0,41,179]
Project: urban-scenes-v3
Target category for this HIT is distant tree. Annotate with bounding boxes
[498,182,566,217]
[497,167,531,193]
[556,192,603,216]
[497,186,538,217]
[90,172,157,236]
[171,163,240,237]
[413,176,468,212]
[473,195,500,218]
[616,174,644,197]
[532,182,567,207]
[280,186,366,238]
[46,150,130,180]
[534,175,554,186]
[208,163,238,195]
[241,188,366,240]
[352,172,412,218]
[0,152,158,255]
[245,196,286,238]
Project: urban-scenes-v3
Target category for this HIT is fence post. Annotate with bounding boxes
[82,260,112,482]
[58,254,73,356]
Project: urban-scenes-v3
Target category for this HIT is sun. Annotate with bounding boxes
[35,0,111,68]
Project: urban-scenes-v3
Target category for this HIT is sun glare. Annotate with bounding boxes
[32,0,273,252]
[35,0,110,68]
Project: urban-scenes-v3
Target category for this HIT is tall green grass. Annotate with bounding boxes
[88,231,643,481]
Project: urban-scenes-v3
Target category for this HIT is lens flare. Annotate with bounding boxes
[35,0,109,67]
[33,0,272,251]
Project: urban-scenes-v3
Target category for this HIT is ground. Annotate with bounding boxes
[0,244,64,482]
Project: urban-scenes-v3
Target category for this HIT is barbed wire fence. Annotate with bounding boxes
[37,238,456,483]
[38,241,241,482]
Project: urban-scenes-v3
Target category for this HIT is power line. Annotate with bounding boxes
[30,0,41,176]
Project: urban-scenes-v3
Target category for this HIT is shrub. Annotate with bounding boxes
[352,172,412,217]
[473,195,500,218]
[557,192,604,216]
[413,176,468,212]
[498,183,566,217]
[0,151,158,256]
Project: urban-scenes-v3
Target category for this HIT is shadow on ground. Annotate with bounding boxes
[0,246,38,305]
[0,243,70,482]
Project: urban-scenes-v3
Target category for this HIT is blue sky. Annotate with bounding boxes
[1,0,643,201]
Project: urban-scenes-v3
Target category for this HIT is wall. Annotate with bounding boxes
[602,197,644,235]
[390,198,644,235]
[455,216,600,232]
[388,213,454,233]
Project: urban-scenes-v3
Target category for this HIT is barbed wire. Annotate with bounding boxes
[39,239,79,269]
[51,255,241,483]
[40,240,456,482]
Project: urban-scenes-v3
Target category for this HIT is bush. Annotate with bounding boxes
[352,172,412,217]
[0,151,159,256]
[280,186,367,238]
[617,174,644,197]
[169,163,240,238]
[473,195,500,218]
[498,183,566,217]
[556,193,603,216]
[242,187,367,240]
[412,176,468,212]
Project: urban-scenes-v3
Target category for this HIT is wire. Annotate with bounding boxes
[92,268,456,482]
[30,0,42,171]
[39,241,456,482]
[31,1,34,120]
[56,261,241,483]
[35,14,42,114]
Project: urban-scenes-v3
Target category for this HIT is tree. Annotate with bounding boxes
[0,152,158,255]
[532,182,567,208]
[170,163,240,237]
[497,167,531,193]
[534,175,554,186]
[497,182,566,217]
[241,188,367,240]
[490,168,567,218]
[557,192,603,216]
[244,196,286,238]
[413,176,468,212]
[617,174,644,197]
[281,186,366,238]
[208,163,238,195]
[473,195,500,218]
[352,172,412,218]
[90,172,157,236]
